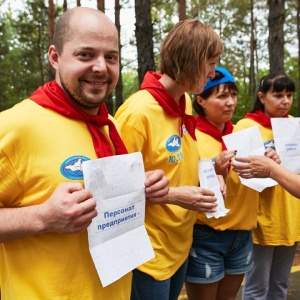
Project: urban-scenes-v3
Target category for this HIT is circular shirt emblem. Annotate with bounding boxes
[166,135,181,152]
[60,155,90,180]
[264,140,275,150]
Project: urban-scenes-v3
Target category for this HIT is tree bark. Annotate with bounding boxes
[115,0,123,112]
[249,0,256,104]
[297,0,300,116]
[97,0,105,12]
[63,0,68,11]
[177,0,186,21]
[135,0,155,85]
[48,0,55,80]
[267,0,285,74]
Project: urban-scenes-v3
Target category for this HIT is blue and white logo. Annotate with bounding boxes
[166,135,181,152]
[264,140,275,150]
[60,155,90,180]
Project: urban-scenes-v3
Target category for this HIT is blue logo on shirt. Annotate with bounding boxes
[60,155,90,180]
[166,135,181,152]
[264,140,275,150]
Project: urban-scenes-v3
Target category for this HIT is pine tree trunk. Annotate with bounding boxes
[177,0,186,21]
[268,0,285,74]
[115,0,123,112]
[48,0,55,81]
[135,0,155,85]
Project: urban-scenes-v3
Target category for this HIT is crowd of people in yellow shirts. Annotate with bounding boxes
[0,6,299,300]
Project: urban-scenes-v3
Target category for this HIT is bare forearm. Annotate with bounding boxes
[166,186,217,212]
[0,183,97,243]
[269,163,300,198]
[0,205,46,242]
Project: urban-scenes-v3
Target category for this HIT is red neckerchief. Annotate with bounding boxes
[29,81,128,158]
[195,115,233,150]
[140,71,196,140]
[245,109,288,128]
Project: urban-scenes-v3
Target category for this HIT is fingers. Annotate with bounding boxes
[214,150,236,176]
[64,182,85,193]
[146,185,169,202]
[264,148,281,164]
[42,183,97,234]
[144,169,166,187]
[192,187,218,212]
[145,170,169,202]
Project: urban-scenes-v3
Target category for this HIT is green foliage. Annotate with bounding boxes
[0,0,299,118]
[0,0,49,111]
[151,0,178,68]
[122,70,140,101]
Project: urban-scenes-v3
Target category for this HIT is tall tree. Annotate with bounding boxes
[249,0,256,103]
[115,0,123,111]
[48,0,55,80]
[135,0,155,85]
[97,0,104,12]
[297,0,300,116]
[268,0,285,73]
[63,0,68,11]
[0,0,49,110]
[177,0,186,20]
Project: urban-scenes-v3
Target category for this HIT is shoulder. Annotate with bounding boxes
[235,118,257,130]
[0,99,43,127]
[115,90,162,123]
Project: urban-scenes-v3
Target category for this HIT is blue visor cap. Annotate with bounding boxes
[203,66,235,92]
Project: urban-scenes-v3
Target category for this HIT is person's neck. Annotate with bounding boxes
[159,74,185,103]
[207,118,225,132]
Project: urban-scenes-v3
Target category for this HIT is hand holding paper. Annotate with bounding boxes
[199,159,230,219]
[222,126,277,192]
[82,152,154,287]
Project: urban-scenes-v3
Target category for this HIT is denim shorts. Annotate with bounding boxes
[185,224,254,284]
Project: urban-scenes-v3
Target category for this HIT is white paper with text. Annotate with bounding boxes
[199,159,229,218]
[222,126,277,192]
[271,118,300,173]
[83,152,154,287]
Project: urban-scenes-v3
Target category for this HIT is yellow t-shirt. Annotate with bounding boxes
[236,117,300,246]
[115,90,198,280]
[195,129,259,230]
[0,99,131,300]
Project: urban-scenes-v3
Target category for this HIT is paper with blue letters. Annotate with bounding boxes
[199,158,230,219]
[271,118,300,173]
[223,125,277,192]
[83,152,154,287]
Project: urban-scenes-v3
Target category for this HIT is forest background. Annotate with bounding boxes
[0,0,299,123]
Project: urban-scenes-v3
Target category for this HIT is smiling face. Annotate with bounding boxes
[258,90,293,118]
[48,8,119,115]
[197,84,237,127]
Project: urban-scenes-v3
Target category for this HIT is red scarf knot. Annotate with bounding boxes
[29,81,127,158]
[141,71,196,140]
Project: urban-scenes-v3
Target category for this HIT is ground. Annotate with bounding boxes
[179,243,300,300]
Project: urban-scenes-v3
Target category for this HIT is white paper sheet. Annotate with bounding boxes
[82,152,155,287]
[271,118,300,173]
[199,159,230,218]
[222,126,278,192]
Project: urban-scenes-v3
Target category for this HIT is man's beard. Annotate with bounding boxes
[59,74,109,110]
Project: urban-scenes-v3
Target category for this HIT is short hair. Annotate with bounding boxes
[53,9,74,55]
[193,70,238,117]
[53,8,111,55]
[252,73,295,112]
[159,19,223,91]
